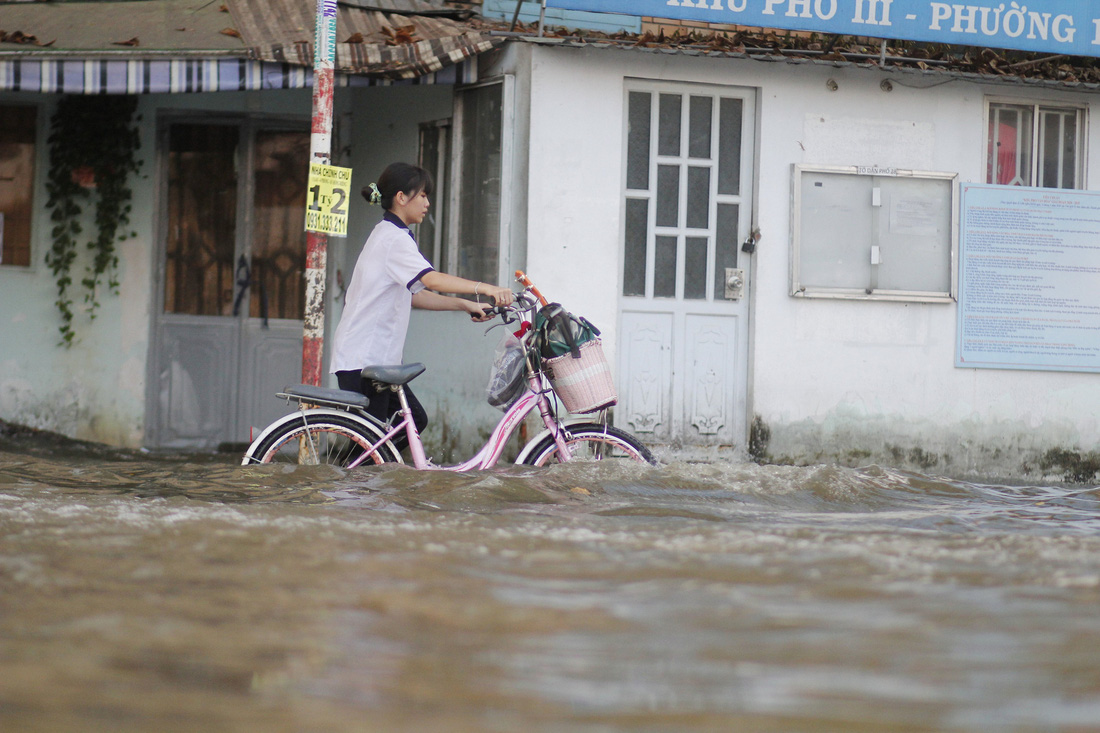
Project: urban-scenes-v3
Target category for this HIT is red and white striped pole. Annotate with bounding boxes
[302,0,337,386]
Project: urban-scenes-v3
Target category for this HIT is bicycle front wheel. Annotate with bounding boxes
[521,423,656,466]
[243,412,400,466]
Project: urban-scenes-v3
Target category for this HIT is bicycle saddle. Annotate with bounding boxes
[361,363,426,386]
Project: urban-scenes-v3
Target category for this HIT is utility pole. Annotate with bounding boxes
[302,0,337,386]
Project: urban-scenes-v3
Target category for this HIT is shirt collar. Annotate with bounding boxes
[383,210,413,238]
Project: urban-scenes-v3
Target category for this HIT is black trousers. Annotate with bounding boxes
[336,369,428,450]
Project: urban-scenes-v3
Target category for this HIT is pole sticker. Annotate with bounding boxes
[305,163,352,237]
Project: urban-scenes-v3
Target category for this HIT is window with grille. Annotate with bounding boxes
[623,86,745,301]
[987,101,1085,189]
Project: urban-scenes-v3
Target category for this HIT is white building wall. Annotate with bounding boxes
[520,43,1100,477]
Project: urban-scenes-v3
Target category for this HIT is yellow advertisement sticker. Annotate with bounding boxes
[305,163,353,237]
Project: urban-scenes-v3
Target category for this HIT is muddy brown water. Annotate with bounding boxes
[2,428,1099,732]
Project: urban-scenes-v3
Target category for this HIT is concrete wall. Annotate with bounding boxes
[517,42,1100,479]
[1,92,158,446]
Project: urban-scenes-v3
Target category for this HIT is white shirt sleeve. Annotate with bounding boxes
[385,231,434,294]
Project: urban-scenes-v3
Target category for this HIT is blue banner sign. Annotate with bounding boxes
[545,1,1100,57]
[957,184,1100,374]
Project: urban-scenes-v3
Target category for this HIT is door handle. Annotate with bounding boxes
[724,268,745,301]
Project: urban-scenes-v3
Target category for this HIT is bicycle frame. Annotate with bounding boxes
[242,274,631,470]
[345,372,573,470]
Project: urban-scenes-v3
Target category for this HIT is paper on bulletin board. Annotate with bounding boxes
[957,184,1100,373]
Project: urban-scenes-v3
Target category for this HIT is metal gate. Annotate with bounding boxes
[148,118,309,449]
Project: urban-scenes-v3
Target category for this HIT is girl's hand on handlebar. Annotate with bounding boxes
[483,284,514,307]
[465,300,496,322]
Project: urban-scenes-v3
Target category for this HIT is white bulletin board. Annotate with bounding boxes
[792,165,957,302]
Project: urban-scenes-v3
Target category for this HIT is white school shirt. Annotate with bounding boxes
[330,215,434,372]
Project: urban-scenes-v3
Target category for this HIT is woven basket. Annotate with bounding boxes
[543,339,617,414]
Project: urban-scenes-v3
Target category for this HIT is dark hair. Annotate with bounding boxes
[363,162,433,210]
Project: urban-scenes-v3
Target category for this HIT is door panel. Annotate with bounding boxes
[163,124,240,317]
[156,320,239,446]
[251,130,309,320]
[619,311,673,439]
[238,320,304,440]
[685,315,738,437]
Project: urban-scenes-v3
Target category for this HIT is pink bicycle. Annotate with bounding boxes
[242,272,655,468]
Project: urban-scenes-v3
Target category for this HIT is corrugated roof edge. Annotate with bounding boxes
[493,23,1100,94]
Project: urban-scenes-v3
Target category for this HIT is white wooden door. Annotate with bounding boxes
[618,83,755,447]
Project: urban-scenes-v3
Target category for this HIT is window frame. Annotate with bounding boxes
[984,97,1088,190]
[0,101,41,270]
[790,164,958,304]
[417,117,452,272]
[449,75,515,289]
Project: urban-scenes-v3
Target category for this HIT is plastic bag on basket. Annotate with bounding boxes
[486,331,527,409]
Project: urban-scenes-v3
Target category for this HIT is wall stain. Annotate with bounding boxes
[1037,448,1100,484]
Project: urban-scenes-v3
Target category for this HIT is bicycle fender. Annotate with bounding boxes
[244,408,403,464]
[513,419,598,464]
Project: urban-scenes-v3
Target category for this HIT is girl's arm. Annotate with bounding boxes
[411,289,495,321]
[419,271,514,306]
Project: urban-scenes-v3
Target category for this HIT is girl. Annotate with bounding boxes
[330,162,514,445]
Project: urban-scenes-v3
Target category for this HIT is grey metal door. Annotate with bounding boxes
[149,120,309,449]
[618,83,756,448]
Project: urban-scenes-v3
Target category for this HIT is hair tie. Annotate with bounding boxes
[367,182,382,206]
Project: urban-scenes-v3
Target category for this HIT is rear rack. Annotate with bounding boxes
[277,385,370,411]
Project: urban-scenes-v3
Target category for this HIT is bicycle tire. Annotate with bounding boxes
[520,423,656,466]
[243,411,401,466]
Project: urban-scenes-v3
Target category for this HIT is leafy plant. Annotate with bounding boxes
[44,95,142,346]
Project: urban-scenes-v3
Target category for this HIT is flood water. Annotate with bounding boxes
[2,427,1099,733]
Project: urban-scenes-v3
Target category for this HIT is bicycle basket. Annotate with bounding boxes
[486,331,527,409]
[544,339,616,413]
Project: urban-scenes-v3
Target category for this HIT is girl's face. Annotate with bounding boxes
[393,188,430,226]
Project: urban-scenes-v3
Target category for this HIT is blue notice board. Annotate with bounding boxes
[957,184,1100,373]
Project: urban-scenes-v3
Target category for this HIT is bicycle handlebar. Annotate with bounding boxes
[481,271,549,325]
[514,270,549,307]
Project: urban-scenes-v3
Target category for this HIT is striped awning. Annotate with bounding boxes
[0,56,461,95]
[0,0,498,94]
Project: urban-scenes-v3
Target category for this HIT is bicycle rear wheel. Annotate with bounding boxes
[520,423,656,466]
[243,412,400,466]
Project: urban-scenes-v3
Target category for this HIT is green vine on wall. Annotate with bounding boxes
[44,96,142,346]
